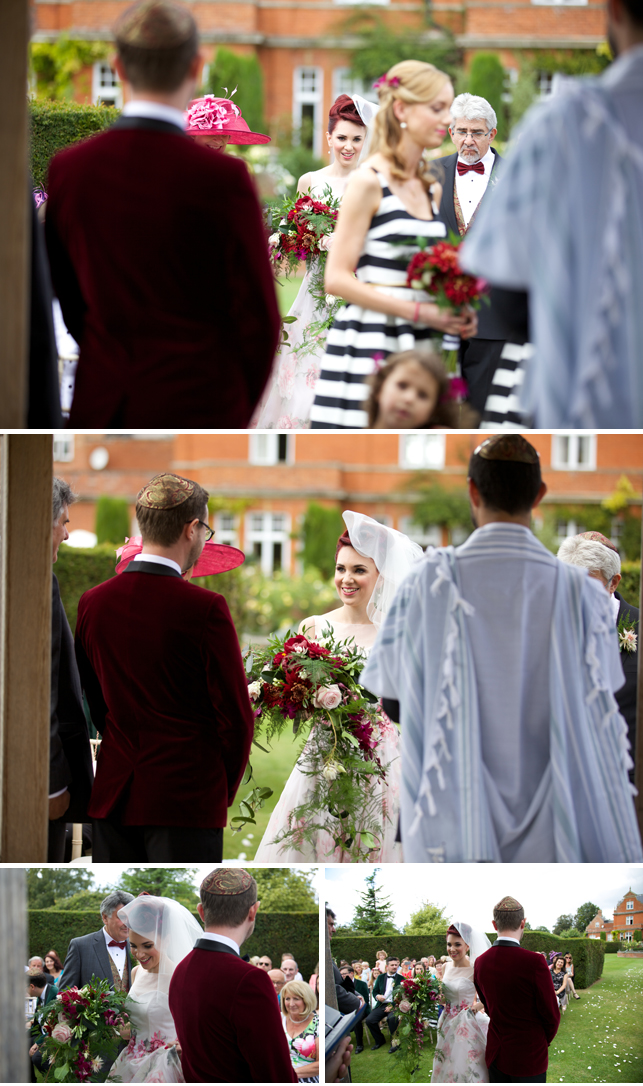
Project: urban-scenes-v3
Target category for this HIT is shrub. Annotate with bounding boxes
[605,941,620,953]
[206,48,265,136]
[620,561,640,605]
[467,53,507,140]
[29,99,118,191]
[300,503,345,579]
[348,20,461,85]
[95,496,131,547]
[55,545,117,633]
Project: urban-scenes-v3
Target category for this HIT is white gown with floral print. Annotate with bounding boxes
[108,967,184,1083]
[431,964,489,1084]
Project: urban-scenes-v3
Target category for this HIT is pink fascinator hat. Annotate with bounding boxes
[185,95,271,145]
[115,537,245,577]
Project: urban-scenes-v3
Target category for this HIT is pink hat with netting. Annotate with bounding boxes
[184,95,270,145]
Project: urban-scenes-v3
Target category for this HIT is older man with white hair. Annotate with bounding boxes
[558,531,638,781]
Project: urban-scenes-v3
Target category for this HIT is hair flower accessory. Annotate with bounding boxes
[373,73,400,90]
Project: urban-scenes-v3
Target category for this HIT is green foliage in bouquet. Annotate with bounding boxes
[33,977,130,1082]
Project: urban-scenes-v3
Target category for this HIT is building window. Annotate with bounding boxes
[626,900,634,909]
[92,63,122,108]
[53,433,74,462]
[332,68,379,105]
[293,67,323,157]
[400,434,446,471]
[244,512,291,575]
[595,921,600,927]
[248,433,291,466]
[399,516,441,549]
[214,513,238,547]
[551,433,596,471]
[626,916,634,925]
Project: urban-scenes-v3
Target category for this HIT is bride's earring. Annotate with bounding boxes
[400,122,407,129]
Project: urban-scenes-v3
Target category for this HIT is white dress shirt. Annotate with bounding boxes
[121,99,186,131]
[103,927,127,978]
[455,147,496,227]
[133,553,182,575]
[199,931,240,954]
[611,593,620,625]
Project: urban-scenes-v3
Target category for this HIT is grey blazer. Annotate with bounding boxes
[61,929,130,992]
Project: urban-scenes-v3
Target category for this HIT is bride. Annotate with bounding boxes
[432,923,491,1083]
[108,895,202,1083]
[254,510,423,862]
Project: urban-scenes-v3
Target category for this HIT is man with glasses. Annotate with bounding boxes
[435,93,506,417]
[257,956,273,970]
[75,472,254,862]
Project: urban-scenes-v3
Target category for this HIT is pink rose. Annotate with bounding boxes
[313,684,342,710]
[51,1023,73,1042]
[319,234,333,252]
[398,1000,412,1013]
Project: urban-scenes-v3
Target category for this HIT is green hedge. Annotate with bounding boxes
[29,909,318,979]
[333,933,604,989]
[30,100,118,191]
[620,561,640,606]
[605,941,621,953]
[55,545,117,634]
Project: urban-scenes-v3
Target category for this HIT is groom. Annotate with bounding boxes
[474,896,560,1082]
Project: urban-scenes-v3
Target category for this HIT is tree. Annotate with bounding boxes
[30,35,108,100]
[552,914,575,936]
[348,19,461,86]
[573,902,600,934]
[404,900,450,935]
[558,928,585,941]
[54,890,107,911]
[206,49,265,135]
[253,869,317,912]
[534,926,550,933]
[524,922,532,931]
[117,869,199,907]
[410,481,471,544]
[467,53,508,140]
[27,868,96,910]
[351,870,398,935]
[95,495,130,545]
[633,929,642,943]
[300,503,345,579]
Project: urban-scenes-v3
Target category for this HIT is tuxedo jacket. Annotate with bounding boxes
[474,941,560,1077]
[435,149,504,340]
[60,929,131,992]
[75,562,254,828]
[45,117,281,428]
[614,591,638,771]
[371,970,403,1003]
[50,573,93,822]
[168,939,299,1082]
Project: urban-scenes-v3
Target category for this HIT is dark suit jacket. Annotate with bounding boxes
[614,591,638,777]
[60,929,131,992]
[169,939,298,1082]
[474,941,560,1077]
[371,970,402,1003]
[50,573,94,821]
[29,193,63,427]
[435,149,505,340]
[334,961,361,1013]
[75,562,254,828]
[45,117,280,428]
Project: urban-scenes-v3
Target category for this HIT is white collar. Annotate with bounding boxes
[199,931,240,955]
[495,936,521,945]
[103,927,126,947]
[133,553,182,575]
[121,99,186,131]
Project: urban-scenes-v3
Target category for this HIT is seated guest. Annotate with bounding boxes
[347,967,369,1054]
[249,956,261,966]
[365,956,402,1053]
[27,973,58,1077]
[414,963,425,977]
[27,958,53,985]
[282,958,303,983]
[309,961,319,995]
[550,955,573,1010]
[185,94,271,153]
[281,981,319,1083]
[360,961,372,986]
[257,955,273,971]
[269,968,286,1005]
[564,953,580,1000]
[43,951,64,986]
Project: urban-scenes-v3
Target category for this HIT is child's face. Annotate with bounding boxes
[377,360,440,428]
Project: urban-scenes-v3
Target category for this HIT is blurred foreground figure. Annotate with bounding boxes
[462,0,643,428]
[45,0,279,427]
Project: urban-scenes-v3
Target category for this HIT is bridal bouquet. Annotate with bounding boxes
[33,978,130,1082]
[393,972,442,1081]
[236,629,390,860]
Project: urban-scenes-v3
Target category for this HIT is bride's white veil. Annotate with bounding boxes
[119,894,203,982]
[451,921,491,965]
[342,510,424,627]
[328,93,378,164]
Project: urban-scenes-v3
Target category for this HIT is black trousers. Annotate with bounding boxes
[92,819,223,862]
[489,1062,546,1083]
[459,337,506,415]
[365,1002,398,1045]
[47,818,68,861]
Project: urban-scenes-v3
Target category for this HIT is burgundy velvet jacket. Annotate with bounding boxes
[75,563,254,827]
[45,118,281,427]
[169,940,299,1082]
[474,941,560,1077]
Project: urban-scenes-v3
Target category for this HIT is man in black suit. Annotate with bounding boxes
[557,531,638,782]
[28,972,60,1080]
[435,93,505,415]
[49,478,94,861]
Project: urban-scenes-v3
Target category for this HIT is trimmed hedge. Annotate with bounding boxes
[332,933,604,989]
[30,100,118,191]
[620,561,640,607]
[55,545,117,634]
[29,909,318,979]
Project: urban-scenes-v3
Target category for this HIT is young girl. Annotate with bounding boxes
[367,349,474,428]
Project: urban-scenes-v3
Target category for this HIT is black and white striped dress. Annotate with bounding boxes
[309,170,446,429]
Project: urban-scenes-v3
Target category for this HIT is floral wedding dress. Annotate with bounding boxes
[431,963,490,1083]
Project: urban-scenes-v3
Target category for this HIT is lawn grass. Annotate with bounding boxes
[350,958,643,1084]
[222,730,303,860]
[276,274,304,316]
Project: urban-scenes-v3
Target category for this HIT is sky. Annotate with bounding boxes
[325,864,643,933]
[73,863,322,902]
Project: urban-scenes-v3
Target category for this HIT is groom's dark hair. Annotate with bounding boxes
[201,877,258,928]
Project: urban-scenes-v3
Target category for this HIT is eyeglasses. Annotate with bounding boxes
[258,960,272,967]
[453,129,490,139]
[195,520,215,541]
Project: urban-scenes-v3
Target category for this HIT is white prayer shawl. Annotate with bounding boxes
[460,46,643,428]
[361,524,642,863]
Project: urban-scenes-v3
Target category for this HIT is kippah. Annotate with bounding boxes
[474,435,539,464]
[115,0,195,49]
[201,868,254,896]
[136,473,196,510]
[494,895,523,911]
[578,530,619,553]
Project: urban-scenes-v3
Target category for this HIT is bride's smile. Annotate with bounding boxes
[334,547,379,620]
[129,931,161,974]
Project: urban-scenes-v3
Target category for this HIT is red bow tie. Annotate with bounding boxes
[108,940,127,949]
[457,161,485,175]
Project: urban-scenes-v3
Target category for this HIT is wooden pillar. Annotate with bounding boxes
[0,870,29,1082]
[0,0,30,426]
[0,435,53,860]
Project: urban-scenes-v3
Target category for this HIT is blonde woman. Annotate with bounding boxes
[310,60,477,429]
[281,981,320,1082]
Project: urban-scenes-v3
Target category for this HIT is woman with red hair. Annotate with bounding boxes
[255,94,372,428]
[431,923,490,1082]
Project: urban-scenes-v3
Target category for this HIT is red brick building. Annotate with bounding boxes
[55,430,643,575]
[585,908,614,939]
[586,890,643,942]
[32,1,608,154]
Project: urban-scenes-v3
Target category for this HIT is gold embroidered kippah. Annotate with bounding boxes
[115,0,195,50]
[474,435,539,464]
[136,473,196,510]
[201,868,254,897]
[578,531,619,553]
[495,895,523,911]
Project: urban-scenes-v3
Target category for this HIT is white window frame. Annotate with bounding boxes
[53,433,74,463]
[551,433,597,471]
[626,900,634,910]
[214,512,239,548]
[244,512,291,575]
[293,66,324,158]
[626,916,634,925]
[332,68,379,106]
[399,433,446,471]
[92,62,122,108]
[248,433,293,466]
